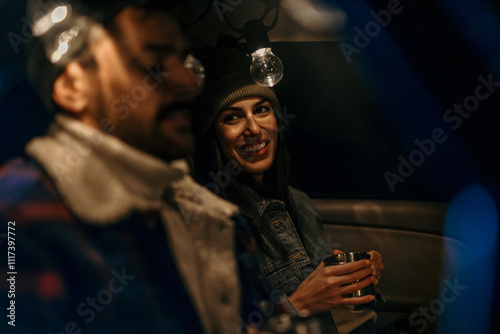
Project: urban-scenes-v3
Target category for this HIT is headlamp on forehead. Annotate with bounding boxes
[214,0,283,88]
[243,20,283,88]
[28,0,97,66]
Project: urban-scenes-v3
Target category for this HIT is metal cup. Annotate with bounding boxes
[323,251,381,310]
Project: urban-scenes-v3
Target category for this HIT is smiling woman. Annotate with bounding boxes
[214,98,278,183]
[193,47,386,333]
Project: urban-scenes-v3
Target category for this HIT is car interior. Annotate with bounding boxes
[1,0,499,333]
[189,1,500,331]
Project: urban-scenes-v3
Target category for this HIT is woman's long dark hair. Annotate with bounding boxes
[194,108,302,259]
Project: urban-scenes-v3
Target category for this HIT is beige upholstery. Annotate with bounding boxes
[313,199,473,328]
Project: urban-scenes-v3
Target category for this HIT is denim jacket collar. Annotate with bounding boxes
[239,182,287,217]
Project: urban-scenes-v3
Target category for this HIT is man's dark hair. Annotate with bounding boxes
[26,0,184,112]
[27,18,98,112]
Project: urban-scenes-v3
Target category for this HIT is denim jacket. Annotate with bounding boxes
[241,185,332,298]
[240,185,384,334]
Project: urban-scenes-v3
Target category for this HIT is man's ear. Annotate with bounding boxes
[52,62,93,114]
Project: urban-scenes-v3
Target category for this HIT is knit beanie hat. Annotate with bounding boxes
[194,47,282,137]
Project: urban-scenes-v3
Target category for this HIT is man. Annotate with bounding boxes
[0,1,277,333]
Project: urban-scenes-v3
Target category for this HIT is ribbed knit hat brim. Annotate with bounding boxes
[197,71,281,137]
[194,47,282,138]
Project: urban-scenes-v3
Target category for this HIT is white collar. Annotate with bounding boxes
[26,114,191,223]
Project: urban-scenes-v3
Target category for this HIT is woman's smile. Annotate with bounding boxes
[238,140,269,156]
[215,98,278,182]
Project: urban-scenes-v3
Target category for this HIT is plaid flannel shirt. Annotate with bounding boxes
[0,157,277,334]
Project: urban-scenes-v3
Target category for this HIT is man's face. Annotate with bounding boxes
[87,8,201,161]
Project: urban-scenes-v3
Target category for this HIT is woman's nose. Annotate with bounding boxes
[245,116,262,136]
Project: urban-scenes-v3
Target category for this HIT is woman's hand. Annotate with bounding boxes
[287,252,375,314]
[367,250,384,285]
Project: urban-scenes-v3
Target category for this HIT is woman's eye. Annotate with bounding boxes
[255,105,271,115]
[222,114,240,123]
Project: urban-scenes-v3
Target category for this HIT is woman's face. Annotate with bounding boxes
[214,98,278,182]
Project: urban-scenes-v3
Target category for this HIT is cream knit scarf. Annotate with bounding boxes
[26,114,241,334]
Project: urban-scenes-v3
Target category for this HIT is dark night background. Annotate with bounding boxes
[1,0,500,330]
[1,0,499,201]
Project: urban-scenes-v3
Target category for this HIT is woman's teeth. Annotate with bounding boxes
[242,142,266,153]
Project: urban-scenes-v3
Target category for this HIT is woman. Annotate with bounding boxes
[193,47,385,333]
